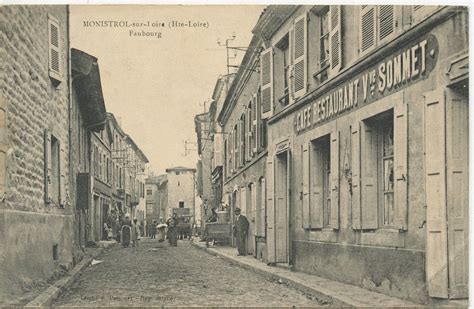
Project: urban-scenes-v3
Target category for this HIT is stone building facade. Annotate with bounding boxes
[0,5,73,298]
[145,174,168,225]
[165,167,196,219]
[255,5,468,304]
[218,34,268,258]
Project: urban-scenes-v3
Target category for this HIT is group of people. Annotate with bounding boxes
[119,214,142,247]
[148,218,167,242]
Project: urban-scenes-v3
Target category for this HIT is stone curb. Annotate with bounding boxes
[191,241,420,307]
[24,244,114,307]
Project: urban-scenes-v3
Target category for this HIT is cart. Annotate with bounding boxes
[204,222,231,247]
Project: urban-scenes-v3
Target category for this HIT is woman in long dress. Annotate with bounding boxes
[121,214,132,247]
[131,218,140,247]
[156,217,166,242]
[166,214,178,246]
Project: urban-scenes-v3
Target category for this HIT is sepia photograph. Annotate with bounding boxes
[0,3,469,307]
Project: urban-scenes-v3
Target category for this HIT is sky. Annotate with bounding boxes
[70,5,264,175]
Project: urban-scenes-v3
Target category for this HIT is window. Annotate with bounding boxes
[48,15,61,84]
[361,109,395,228]
[311,135,331,228]
[260,47,273,118]
[275,34,290,106]
[233,125,238,171]
[44,131,63,205]
[240,114,246,166]
[314,6,330,83]
[412,5,439,24]
[360,5,397,55]
[179,201,185,208]
[147,189,152,196]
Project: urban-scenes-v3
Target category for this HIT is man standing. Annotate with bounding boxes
[233,208,249,256]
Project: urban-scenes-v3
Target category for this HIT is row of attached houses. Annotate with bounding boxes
[0,5,148,300]
[195,5,468,304]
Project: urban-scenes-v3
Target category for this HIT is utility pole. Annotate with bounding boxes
[217,33,248,93]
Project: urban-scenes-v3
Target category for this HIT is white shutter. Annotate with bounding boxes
[252,94,258,154]
[330,130,340,229]
[44,130,52,203]
[247,104,252,160]
[311,145,324,229]
[361,121,378,229]
[412,5,439,24]
[59,142,67,206]
[393,101,408,230]
[293,14,307,99]
[424,89,448,298]
[0,97,7,197]
[302,143,310,229]
[48,16,61,80]
[329,6,342,75]
[378,5,396,43]
[240,187,247,215]
[360,5,376,54]
[260,48,273,119]
[266,157,275,263]
[351,122,361,229]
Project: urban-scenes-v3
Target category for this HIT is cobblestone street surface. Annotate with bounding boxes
[54,238,325,307]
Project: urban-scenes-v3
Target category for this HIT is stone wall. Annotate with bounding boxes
[0,5,73,299]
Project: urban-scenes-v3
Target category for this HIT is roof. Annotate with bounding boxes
[71,48,107,132]
[125,135,149,163]
[252,5,300,41]
[107,113,127,137]
[165,166,196,173]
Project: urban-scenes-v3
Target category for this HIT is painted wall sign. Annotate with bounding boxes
[294,34,438,134]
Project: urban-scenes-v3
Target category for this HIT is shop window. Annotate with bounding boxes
[361,109,395,229]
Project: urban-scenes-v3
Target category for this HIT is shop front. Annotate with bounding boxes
[266,22,468,303]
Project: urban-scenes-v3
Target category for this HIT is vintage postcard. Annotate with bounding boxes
[0,3,469,307]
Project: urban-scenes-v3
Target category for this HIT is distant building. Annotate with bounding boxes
[165,166,196,219]
[145,174,168,224]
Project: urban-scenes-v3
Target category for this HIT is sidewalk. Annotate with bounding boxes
[191,239,422,307]
[24,241,117,307]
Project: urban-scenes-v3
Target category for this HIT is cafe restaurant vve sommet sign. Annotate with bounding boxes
[294,34,438,134]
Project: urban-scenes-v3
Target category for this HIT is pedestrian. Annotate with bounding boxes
[233,208,249,256]
[151,220,157,239]
[121,214,132,247]
[166,213,178,246]
[156,217,166,242]
[131,218,140,247]
[103,222,109,241]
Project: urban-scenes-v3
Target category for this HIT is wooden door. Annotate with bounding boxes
[266,157,276,263]
[446,88,468,298]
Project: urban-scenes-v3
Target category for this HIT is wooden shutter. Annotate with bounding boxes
[240,187,247,215]
[44,130,52,203]
[330,130,340,229]
[311,144,324,229]
[329,6,342,75]
[412,5,438,24]
[293,14,307,99]
[446,89,468,298]
[361,121,378,229]
[59,142,66,206]
[378,5,395,43]
[253,94,258,154]
[230,131,234,174]
[266,157,275,263]
[0,97,7,197]
[260,178,266,237]
[247,104,252,160]
[360,5,376,54]
[424,89,448,298]
[260,48,273,119]
[394,101,408,230]
[351,123,361,229]
[302,143,310,229]
[48,16,61,78]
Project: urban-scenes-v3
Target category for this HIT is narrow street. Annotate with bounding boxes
[53,239,325,307]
